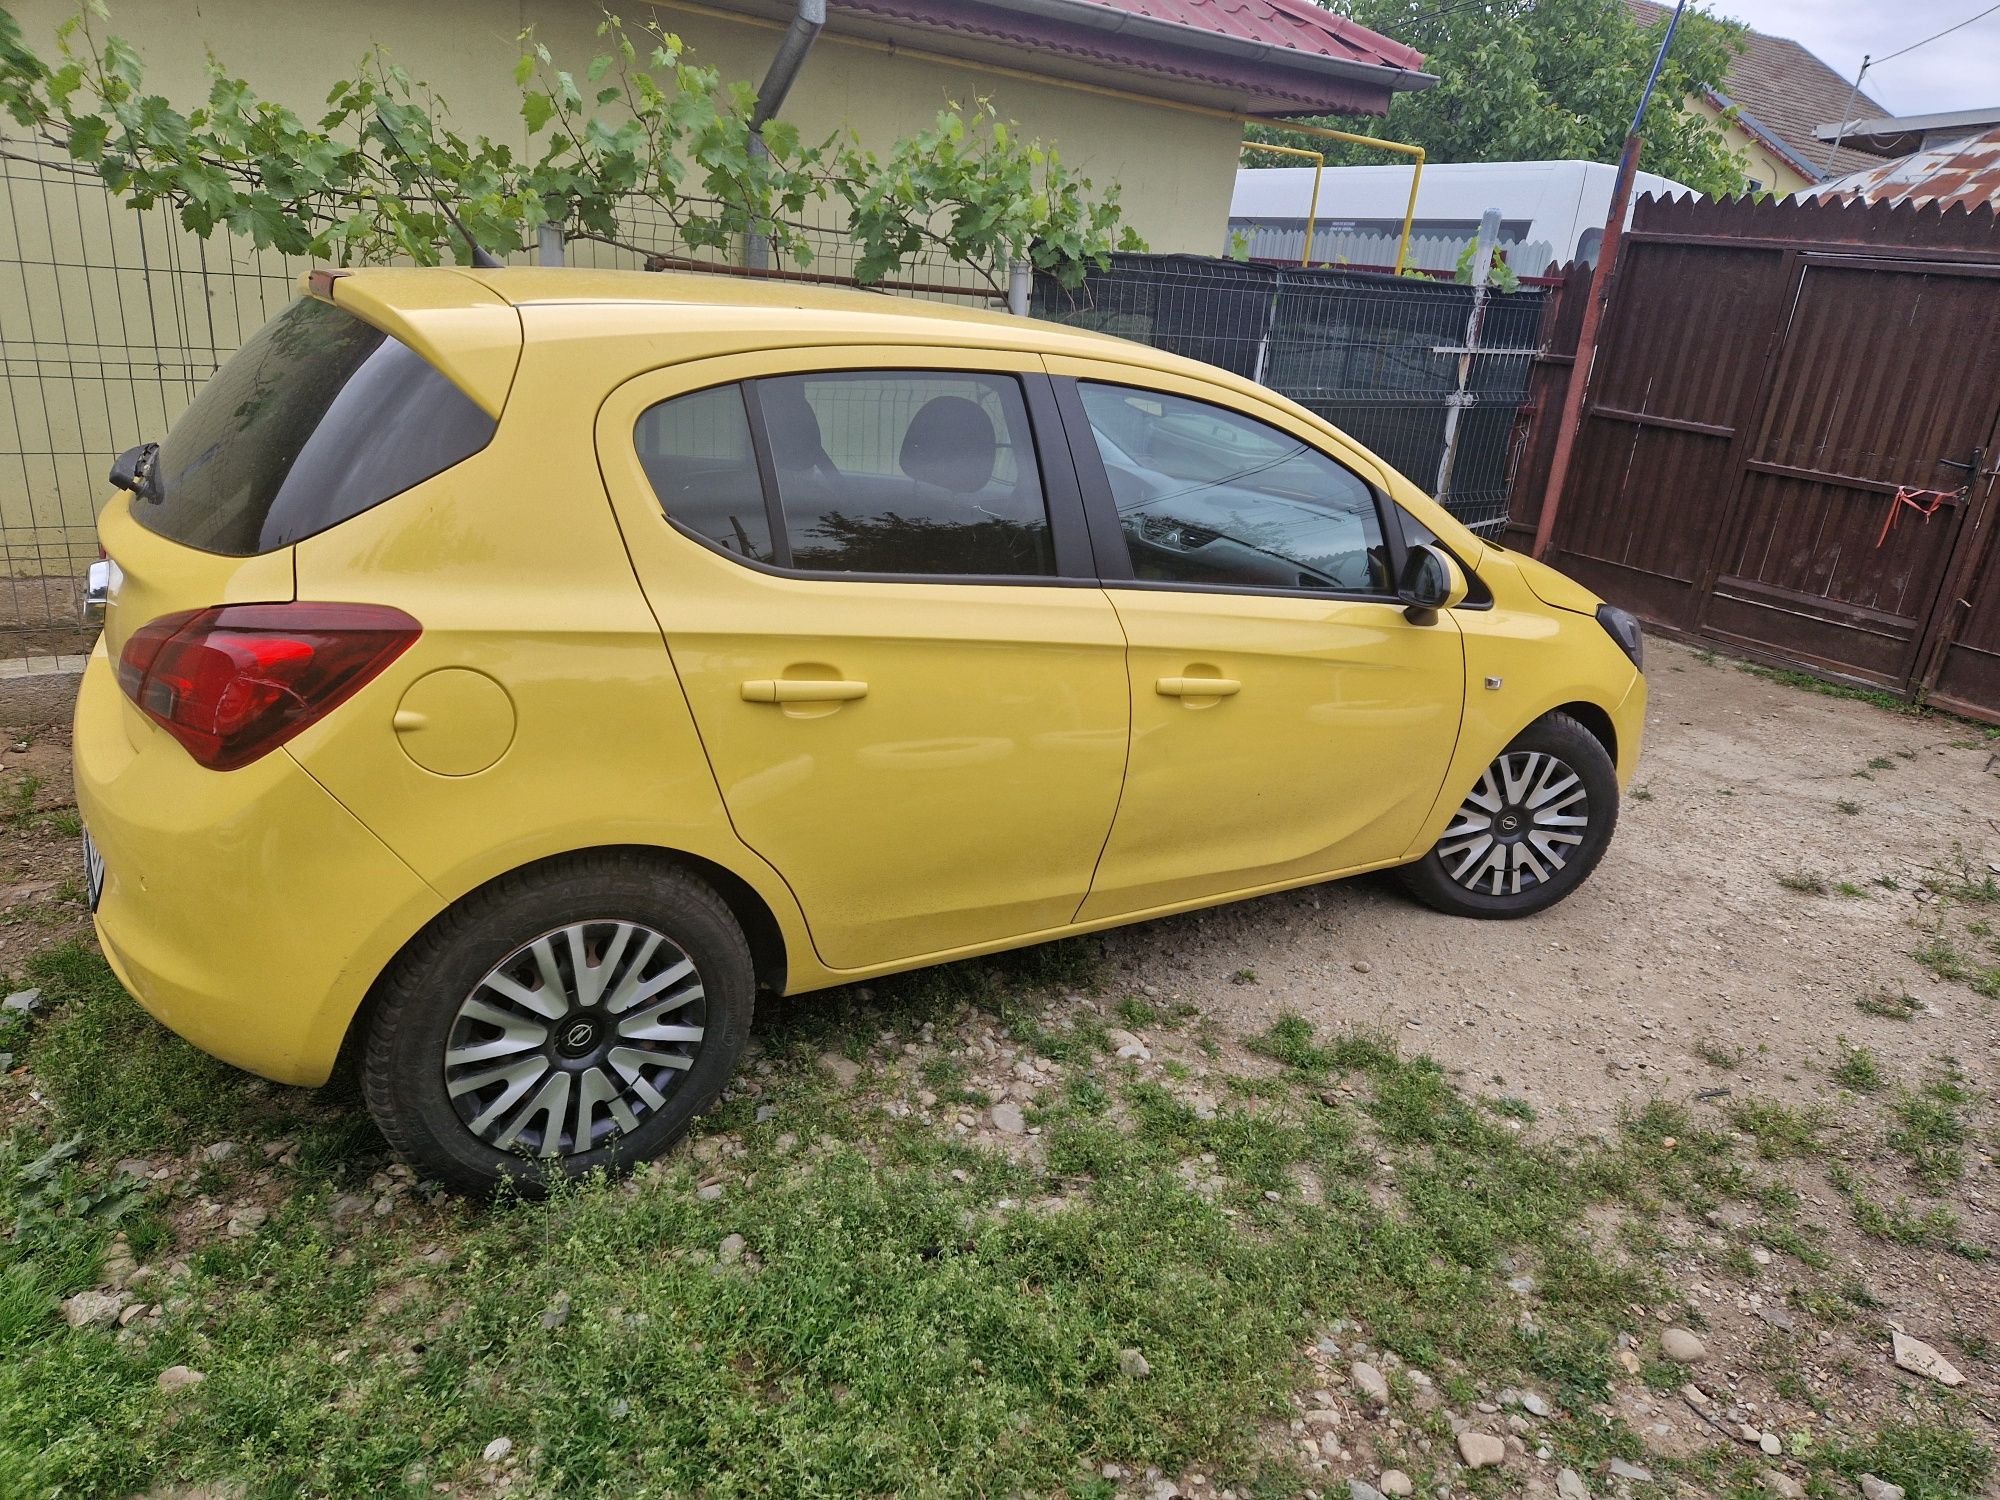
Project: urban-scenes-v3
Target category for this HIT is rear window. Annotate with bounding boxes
[139,297,496,555]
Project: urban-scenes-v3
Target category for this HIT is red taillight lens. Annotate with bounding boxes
[116,603,420,771]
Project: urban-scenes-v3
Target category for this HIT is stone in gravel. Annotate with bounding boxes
[1378,1469,1413,1496]
[1351,1361,1390,1404]
[482,1436,514,1463]
[1457,1431,1505,1469]
[1754,1304,1796,1332]
[755,1104,777,1123]
[1303,1408,1341,1430]
[990,1102,1027,1135]
[718,1234,747,1265]
[1890,1332,1963,1386]
[327,1194,369,1226]
[1352,961,1372,974]
[1521,1391,1553,1418]
[1661,1327,1707,1363]
[1557,1468,1591,1500]
[819,1052,861,1087]
[60,1290,122,1328]
[1349,1482,1386,1500]
[1858,1475,1905,1500]
[202,1141,238,1162]
[156,1365,205,1394]
[1607,1459,1654,1482]
[3,987,41,1012]
[696,1183,724,1202]
[1118,1348,1151,1379]
[1758,1472,1803,1500]
[117,1302,149,1327]
[1758,1432,1782,1456]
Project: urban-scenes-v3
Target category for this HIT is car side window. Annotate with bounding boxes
[1077,382,1389,595]
[755,371,1056,577]
[633,383,775,564]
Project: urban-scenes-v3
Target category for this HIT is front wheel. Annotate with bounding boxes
[360,853,754,1196]
[1397,711,1619,919]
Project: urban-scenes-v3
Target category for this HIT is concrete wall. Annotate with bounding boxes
[0,0,1239,622]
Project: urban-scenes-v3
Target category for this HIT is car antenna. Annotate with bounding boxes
[372,111,507,270]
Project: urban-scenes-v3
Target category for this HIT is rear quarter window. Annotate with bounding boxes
[140,297,496,555]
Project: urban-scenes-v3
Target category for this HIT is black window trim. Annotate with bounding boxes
[635,366,1099,587]
[1052,373,1412,607]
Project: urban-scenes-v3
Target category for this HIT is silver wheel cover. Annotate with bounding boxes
[443,921,706,1157]
[1436,750,1590,896]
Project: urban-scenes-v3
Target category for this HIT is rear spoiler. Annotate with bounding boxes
[299,268,522,419]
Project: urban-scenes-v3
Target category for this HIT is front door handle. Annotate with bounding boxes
[1155,676,1241,698]
[740,679,869,704]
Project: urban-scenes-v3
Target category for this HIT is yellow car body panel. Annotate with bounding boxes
[74,267,1645,1089]
[593,344,1129,971]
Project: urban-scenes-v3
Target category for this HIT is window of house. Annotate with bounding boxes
[633,383,775,564]
[754,371,1055,576]
[1076,382,1389,594]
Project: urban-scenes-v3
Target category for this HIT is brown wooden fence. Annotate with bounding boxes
[1506,194,2000,721]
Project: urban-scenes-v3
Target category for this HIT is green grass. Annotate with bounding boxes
[1726,1098,1829,1160]
[1694,1037,1744,1070]
[1824,1411,1995,1500]
[1912,938,2000,999]
[1831,1040,1885,1093]
[1733,662,1922,716]
[1856,987,1924,1021]
[4,953,1991,1498]
[1888,1069,1975,1191]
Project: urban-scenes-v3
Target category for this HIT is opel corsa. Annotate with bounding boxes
[75,268,1646,1194]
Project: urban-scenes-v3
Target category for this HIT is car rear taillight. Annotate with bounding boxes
[116,603,420,771]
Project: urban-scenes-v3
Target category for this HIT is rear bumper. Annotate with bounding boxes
[74,646,443,1085]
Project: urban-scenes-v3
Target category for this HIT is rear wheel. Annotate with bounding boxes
[361,853,753,1195]
[1397,711,1618,919]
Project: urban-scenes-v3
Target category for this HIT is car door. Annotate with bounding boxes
[595,349,1128,971]
[1048,360,1467,922]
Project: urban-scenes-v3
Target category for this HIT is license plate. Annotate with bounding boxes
[82,827,105,912]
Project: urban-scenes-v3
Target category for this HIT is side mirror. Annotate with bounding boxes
[1398,543,1469,625]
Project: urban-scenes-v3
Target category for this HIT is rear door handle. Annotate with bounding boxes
[1155,676,1241,698]
[740,679,869,704]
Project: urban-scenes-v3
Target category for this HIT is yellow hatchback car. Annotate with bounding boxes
[74,268,1644,1193]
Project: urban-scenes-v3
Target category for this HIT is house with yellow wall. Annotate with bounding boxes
[0,0,1430,645]
[1629,0,1883,195]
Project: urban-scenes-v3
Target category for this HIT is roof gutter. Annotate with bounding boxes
[1707,85,1826,182]
[745,0,826,268]
[960,0,1435,95]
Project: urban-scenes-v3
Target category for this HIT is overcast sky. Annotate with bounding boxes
[1700,0,2000,116]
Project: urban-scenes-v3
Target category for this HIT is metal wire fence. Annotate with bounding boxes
[1032,252,1548,533]
[0,153,1004,663]
[0,156,1539,665]
[0,145,308,659]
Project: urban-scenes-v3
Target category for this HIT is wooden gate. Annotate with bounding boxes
[1507,195,2000,718]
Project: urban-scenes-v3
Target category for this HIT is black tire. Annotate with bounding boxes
[1396,711,1619,919]
[361,852,753,1196]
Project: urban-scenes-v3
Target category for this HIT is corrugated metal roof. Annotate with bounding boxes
[1811,125,2000,211]
[822,0,1429,116]
[1084,0,1426,71]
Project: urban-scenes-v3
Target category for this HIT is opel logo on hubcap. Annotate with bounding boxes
[557,1019,599,1057]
